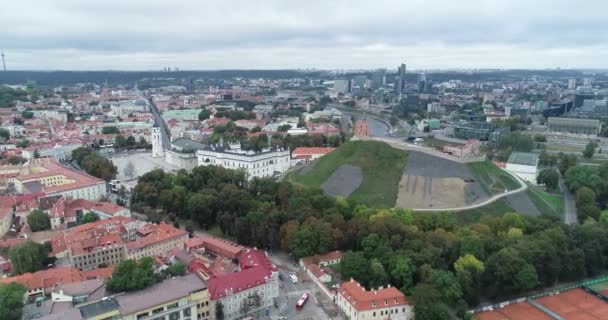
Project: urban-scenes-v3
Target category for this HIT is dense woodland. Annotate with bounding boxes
[131,165,608,319]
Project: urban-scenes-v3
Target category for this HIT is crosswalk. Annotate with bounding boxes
[285,289,315,297]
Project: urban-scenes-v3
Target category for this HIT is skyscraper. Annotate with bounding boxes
[417,72,428,93]
[395,63,406,95]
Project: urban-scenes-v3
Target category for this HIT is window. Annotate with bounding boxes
[169,311,180,320]
[183,308,191,317]
[136,312,150,320]
[167,302,178,310]
[152,307,164,314]
[395,298,398,304]
[384,299,388,306]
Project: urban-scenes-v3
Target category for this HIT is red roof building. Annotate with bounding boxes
[337,279,414,320]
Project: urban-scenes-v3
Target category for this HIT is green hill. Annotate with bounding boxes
[288,140,408,207]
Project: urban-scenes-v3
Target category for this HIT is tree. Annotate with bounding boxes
[107,257,160,292]
[537,168,559,191]
[124,161,136,180]
[199,109,211,121]
[27,209,50,231]
[430,270,463,304]
[163,261,187,277]
[583,141,598,159]
[102,126,121,134]
[576,187,596,209]
[0,282,27,320]
[533,134,547,142]
[81,211,99,224]
[278,124,292,132]
[0,128,9,140]
[411,284,449,320]
[514,263,539,291]
[9,241,49,274]
[126,136,136,149]
[114,135,127,149]
[340,251,371,286]
[390,256,415,292]
[559,153,577,175]
[21,111,34,119]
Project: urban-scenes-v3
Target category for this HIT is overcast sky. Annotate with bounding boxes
[2,0,607,71]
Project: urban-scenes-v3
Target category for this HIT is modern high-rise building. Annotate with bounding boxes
[568,79,577,90]
[334,79,350,94]
[417,72,428,93]
[371,69,386,89]
[395,63,406,95]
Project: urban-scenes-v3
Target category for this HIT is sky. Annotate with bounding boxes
[2,0,608,71]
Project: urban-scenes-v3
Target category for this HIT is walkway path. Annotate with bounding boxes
[361,136,528,212]
[560,178,578,225]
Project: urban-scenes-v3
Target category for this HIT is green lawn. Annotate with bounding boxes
[453,199,516,224]
[289,140,408,207]
[545,143,584,153]
[467,161,520,194]
[526,184,563,219]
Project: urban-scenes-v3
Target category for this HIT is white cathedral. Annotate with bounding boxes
[151,127,290,179]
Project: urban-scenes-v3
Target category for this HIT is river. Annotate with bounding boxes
[341,112,390,137]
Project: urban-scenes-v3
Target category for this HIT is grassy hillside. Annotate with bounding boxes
[467,161,520,194]
[289,140,408,207]
[526,184,564,219]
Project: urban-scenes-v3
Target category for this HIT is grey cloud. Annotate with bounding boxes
[1,0,607,69]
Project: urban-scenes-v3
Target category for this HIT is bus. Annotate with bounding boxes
[295,293,309,311]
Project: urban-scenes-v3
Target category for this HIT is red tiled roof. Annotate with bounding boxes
[125,223,187,252]
[208,249,277,300]
[0,267,95,292]
[339,279,411,311]
[300,250,343,267]
[185,236,244,260]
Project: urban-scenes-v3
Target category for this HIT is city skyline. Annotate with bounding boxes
[1,0,608,70]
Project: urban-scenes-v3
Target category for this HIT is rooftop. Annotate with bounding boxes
[339,279,410,311]
[116,274,207,315]
[507,152,539,167]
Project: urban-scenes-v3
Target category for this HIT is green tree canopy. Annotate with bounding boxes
[0,282,27,320]
[9,241,50,274]
[27,209,50,231]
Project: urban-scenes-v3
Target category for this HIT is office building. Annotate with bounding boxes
[547,117,601,136]
[417,72,429,93]
[395,63,406,95]
[334,79,350,94]
[568,79,577,90]
[452,122,495,140]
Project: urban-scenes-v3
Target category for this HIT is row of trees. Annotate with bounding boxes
[72,147,117,181]
[563,161,608,221]
[106,257,186,292]
[130,165,608,318]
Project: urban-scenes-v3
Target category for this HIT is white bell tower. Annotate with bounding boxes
[152,126,164,158]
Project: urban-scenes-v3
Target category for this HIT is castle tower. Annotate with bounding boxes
[152,126,164,157]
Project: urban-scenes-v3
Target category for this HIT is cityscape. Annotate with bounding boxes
[2,1,608,320]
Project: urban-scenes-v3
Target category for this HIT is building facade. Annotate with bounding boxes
[505,152,538,184]
[547,117,601,136]
[337,279,414,320]
[197,143,290,179]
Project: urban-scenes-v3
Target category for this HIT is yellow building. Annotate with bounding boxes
[116,274,211,320]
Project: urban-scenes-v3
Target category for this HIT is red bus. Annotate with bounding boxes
[295,293,309,311]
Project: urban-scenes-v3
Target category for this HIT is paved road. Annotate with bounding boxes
[146,96,172,148]
[560,178,578,225]
[359,136,485,163]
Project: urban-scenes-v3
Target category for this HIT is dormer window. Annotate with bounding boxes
[372,301,376,307]
[384,299,388,305]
